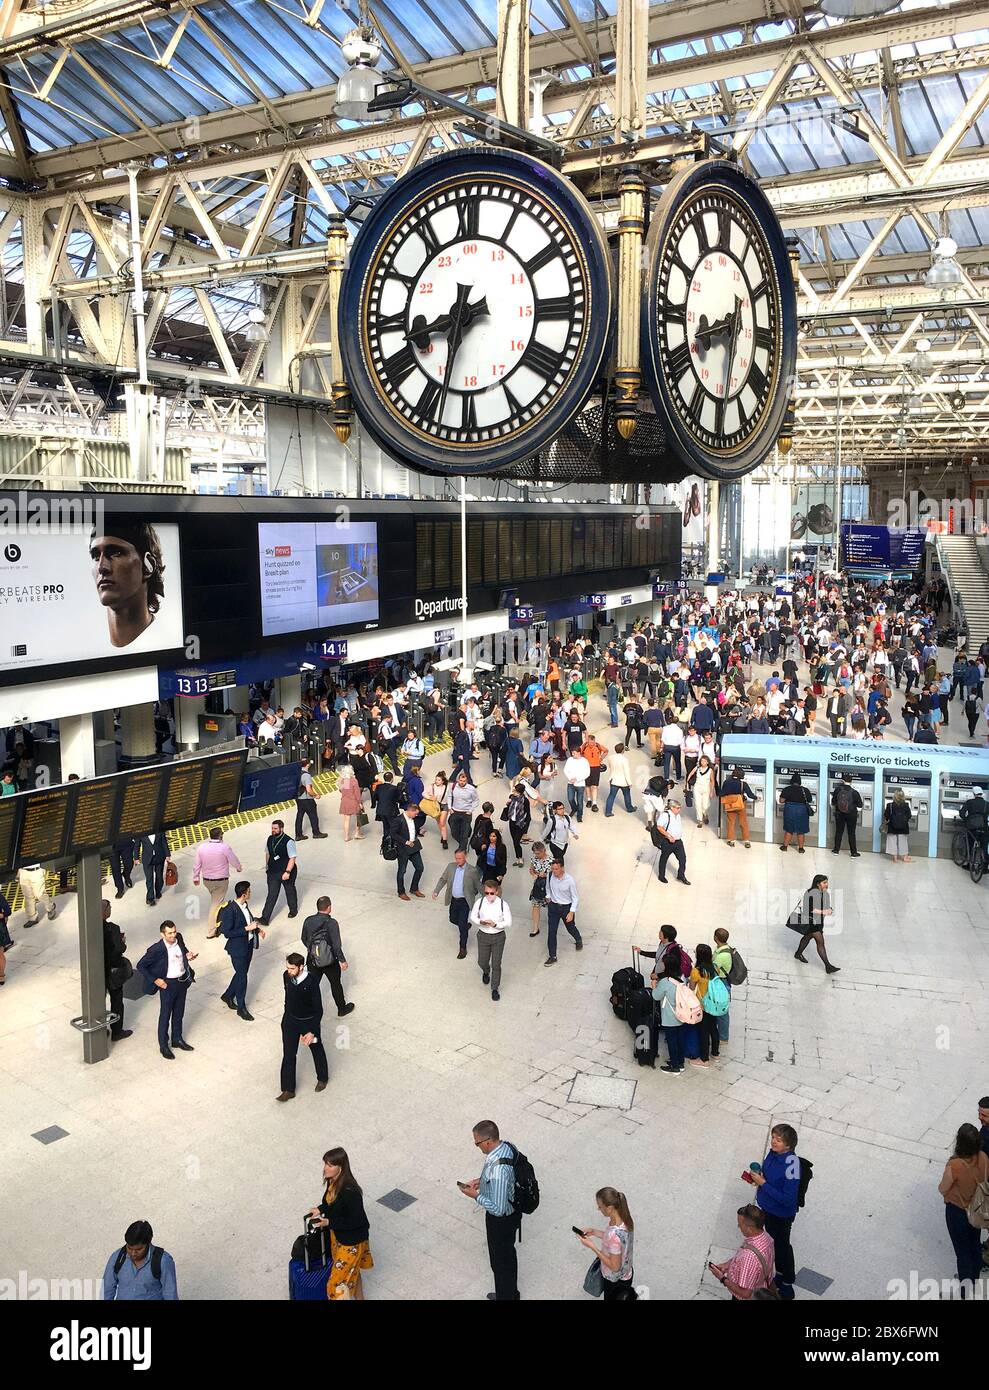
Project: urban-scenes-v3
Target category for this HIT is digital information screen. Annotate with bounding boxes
[162,761,206,828]
[4,750,249,872]
[200,750,247,819]
[67,778,121,853]
[117,767,167,841]
[0,795,23,876]
[259,521,379,636]
[18,786,72,864]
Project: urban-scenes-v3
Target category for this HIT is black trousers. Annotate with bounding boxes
[224,947,253,1010]
[261,866,298,922]
[698,1012,720,1061]
[157,978,188,1048]
[833,812,858,853]
[762,1211,795,1286]
[107,985,125,1038]
[143,858,166,902]
[657,840,687,881]
[449,897,470,950]
[280,1016,328,1093]
[313,961,347,1013]
[485,1211,521,1300]
[295,799,321,837]
[448,811,472,852]
[397,848,424,894]
[109,844,134,892]
[508,822,526,860]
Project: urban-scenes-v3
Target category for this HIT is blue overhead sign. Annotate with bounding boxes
[841,524,926,569]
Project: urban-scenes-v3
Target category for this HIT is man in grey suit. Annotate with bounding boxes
[300,896,354,1017]
[432,849,481,959]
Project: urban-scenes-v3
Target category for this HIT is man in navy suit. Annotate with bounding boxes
[136,831,173,906]
[136,921,197,1060]
[216,881,266,1022]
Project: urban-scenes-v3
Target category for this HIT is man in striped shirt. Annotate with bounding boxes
[709,1205,776,1300]
[460,1120,520,1301]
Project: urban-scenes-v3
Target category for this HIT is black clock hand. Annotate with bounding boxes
[694,312,732,352]
[408,295,490,351]
[436,282,473,428]
[720,295,744,398]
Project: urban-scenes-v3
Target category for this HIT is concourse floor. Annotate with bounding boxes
[1,686,987,1302]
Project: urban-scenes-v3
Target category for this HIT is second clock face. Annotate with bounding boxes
[340,149,612,475]
[643,161,796,480]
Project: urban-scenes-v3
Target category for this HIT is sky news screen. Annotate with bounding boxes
[258,521,379,636]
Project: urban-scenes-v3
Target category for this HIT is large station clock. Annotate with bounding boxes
[642,160,796,481]
[338,148,612,476]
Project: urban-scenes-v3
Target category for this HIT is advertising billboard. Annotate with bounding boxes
[259,521,379,636]
[790,484,834,542]
[0,517,184,676]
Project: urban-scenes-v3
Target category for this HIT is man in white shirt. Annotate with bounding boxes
[544,859,582,965]
[649,800,691,885]
[391,804,425,901]
[257,713,279,747]
[547,801,579,863]
[469,880,511,1001]
[563,751,590,823]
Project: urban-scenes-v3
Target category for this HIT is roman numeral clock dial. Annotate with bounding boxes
[642,162,797,481]
[339,149,612,477]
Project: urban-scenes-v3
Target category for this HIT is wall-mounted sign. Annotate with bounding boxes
[175,673,209,697]
[321,639,348,662]
[511,605,534,626]
[585,593,607,608]
[620,594,633,606]
[434,627,455,645]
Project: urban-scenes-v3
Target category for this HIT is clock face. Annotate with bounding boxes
[340,149,611,475]
[643,162,796,480]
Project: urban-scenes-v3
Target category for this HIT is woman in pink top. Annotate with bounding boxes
[338,768,365,842]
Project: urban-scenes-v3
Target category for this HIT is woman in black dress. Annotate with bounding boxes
[787,873,839,973]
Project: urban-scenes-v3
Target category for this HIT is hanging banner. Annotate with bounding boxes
[790,484,835,542]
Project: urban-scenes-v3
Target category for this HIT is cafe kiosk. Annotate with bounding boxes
[720,735,989,857]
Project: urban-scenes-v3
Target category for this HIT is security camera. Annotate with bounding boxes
[300,662,316,673]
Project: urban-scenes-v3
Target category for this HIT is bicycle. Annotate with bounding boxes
[951,826,986,884]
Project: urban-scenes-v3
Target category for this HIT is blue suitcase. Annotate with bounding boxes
[289,1217,331,1301]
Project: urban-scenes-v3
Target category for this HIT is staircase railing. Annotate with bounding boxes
[935,533,970,641]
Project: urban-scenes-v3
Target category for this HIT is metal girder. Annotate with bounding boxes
[7,0,985,184]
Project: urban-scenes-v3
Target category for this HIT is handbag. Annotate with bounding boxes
[164,861,178,888]
[967,1160,989,1230]
[529,874,547,903]
[582,1257,605,1298]
[356,809,369,828]
[108,957,134,990]
[721,793,745,812]
[419,797,441,819]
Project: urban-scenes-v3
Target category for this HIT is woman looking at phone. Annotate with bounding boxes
[575,1188,637,1301]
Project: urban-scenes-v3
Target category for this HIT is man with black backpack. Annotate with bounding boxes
[101,1220,178,1300]
[748,1122,812,1302]
[831,772,863,856]
[460,1120,539,1301]
[300,896,353,1017]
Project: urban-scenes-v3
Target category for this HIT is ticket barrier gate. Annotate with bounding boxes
[771,761,820,844]
[881,769,932,856]
[937,772,986,858]
[719,758,767,842]
[826,766,876,852]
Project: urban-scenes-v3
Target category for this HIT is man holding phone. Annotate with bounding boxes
[458,1120,520,1301]
[708,1206,776,1300]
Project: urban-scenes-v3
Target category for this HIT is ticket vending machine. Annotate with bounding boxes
[721,757,768,842]
[881,769,933,857]
[937,772,986,858]
[772,760,821,845]
[826,764,877,852]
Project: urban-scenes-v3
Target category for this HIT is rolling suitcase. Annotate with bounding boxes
[609,948,645,1021]
[289,1215,331,1301]
[627,988,659,1067]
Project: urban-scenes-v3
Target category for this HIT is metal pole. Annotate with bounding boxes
[77,852,110,1064]
[833,371,843,571]
[127,162,149,387]
[460,475,469,675]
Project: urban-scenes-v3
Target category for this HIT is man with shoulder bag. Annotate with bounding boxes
[300,895,354,1017]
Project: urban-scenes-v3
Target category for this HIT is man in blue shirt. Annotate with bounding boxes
[749,1122,801,1300]
[460,1120,520,1301]
[102,1221,178,1300]
[691,697,716,734]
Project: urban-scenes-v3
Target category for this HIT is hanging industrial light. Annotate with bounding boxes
[910,336,933,375]
[242,307,268,344]
[334,7,387,123]
[925,235,963,288]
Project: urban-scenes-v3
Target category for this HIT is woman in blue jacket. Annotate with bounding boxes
[748,1122,802,1300]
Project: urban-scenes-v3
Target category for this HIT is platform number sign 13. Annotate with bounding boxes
[339,148,612,476]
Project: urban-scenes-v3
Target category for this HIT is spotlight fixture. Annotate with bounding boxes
[925,235,963,288]
[950,390,965,411]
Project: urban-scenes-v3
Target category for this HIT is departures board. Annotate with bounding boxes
[0,749,247,876]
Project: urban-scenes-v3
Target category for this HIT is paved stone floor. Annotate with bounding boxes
[2,685,987,1301]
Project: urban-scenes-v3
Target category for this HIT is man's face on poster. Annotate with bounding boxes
[91,534,146,611]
